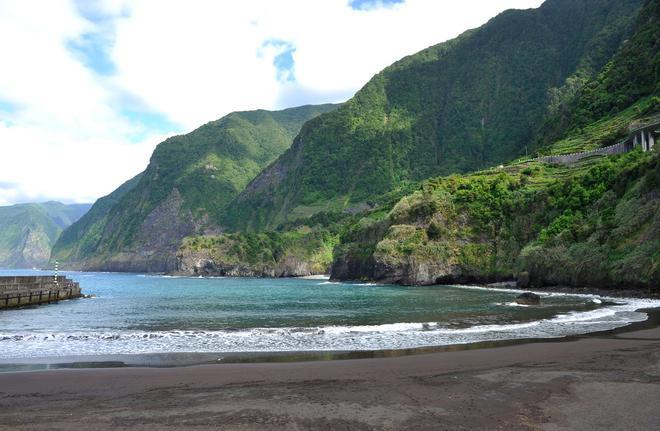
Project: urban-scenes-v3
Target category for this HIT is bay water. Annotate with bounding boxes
[0,270,657,360]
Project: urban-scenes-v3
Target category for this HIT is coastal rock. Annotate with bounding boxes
[517,272,530,288]
[516,292,541,305]
[175,249,324,278]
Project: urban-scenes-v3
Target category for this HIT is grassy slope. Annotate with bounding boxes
[223,0,643,231]
[0,202,92,268]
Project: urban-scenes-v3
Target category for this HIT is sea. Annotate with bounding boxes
[1,269,658,361]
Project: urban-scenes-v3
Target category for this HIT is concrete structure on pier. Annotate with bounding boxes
[0,276,82,309]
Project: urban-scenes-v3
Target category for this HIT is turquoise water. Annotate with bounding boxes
[0,270,657,359]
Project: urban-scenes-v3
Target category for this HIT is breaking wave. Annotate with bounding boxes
[0,296,657,359]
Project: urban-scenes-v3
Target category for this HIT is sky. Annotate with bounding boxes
[0,0,543,206]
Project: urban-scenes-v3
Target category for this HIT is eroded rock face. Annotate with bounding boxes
[516,292,541,305]
[372,254,460,286]
[134,189,200,252]
[330,255,375,281]
[330,250,506,286]
[85,189,207,273]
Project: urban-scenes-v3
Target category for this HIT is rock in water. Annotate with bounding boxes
[516,292,541,305]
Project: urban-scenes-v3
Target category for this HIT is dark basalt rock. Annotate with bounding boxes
[516,292,541,305]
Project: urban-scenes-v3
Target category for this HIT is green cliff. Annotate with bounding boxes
[50,173,142,265]
[223,0,644,231]
[52,104,338,271]
[330,0,660,291]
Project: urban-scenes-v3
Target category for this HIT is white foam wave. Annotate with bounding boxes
[497,301,529,307]
[1,297,658,360]
[300,275,330,280]
[453,284,609,300]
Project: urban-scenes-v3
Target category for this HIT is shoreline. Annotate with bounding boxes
[1,312,659,429]
[2,307,659,373]
[4,267,658,299]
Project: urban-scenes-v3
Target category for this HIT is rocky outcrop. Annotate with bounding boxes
[516,292,541,305]
[176,249,322,277]
[331,147,659,292]
[371,257,502,286]
[330,254,375,281]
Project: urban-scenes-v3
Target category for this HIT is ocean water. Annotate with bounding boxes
[0,269,658,360]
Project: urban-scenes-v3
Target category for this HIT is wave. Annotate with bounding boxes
[497,301,529,307]
[300,275,330,280]
[1,297,658,360]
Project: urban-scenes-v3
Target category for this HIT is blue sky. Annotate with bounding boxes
[0,0,543,206]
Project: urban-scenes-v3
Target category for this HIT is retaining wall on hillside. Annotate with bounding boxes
[533,140,634,165]
[532,121,658,165]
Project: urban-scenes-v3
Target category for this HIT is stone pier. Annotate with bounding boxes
[0,276,82,310]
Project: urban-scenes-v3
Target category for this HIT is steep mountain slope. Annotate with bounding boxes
[0,202,91,268]
[54,104,338,271]
[330,0,660,291]
[223,0,644,231]
[50,173,142,265]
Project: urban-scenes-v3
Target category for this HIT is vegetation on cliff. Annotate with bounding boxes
[0,202,91,268]
[178,228,338,276]
[52,104,337,270]
[52,0,657,290]
[330,0,659,290]
[51,173,142,265]
[333,147,658,290]
[223,0,644,231]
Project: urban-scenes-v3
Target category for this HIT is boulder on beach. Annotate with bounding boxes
[516,292,541,305]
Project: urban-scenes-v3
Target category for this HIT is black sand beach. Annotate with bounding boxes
[1,314,659,430]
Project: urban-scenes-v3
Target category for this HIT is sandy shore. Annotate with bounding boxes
[1,324,660,430]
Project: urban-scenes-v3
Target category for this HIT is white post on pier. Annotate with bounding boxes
[54,260,59,286]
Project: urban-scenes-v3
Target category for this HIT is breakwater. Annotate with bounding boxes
[0,276,82,310]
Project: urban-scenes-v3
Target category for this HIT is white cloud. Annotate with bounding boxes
[0,0,543,206]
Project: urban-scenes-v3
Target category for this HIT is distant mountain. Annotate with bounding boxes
[51,104,339,271]
[223,0,644,231]
[0,202,91,268]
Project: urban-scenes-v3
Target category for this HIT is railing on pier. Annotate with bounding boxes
[0,276,82,309]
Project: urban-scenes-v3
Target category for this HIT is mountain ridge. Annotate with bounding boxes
[51,104,339,271]
[221,0,644,232]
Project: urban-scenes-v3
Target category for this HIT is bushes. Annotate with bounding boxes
[181,228,339,269]
[337,142,658,288]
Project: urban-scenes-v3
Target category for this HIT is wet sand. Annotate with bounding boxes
[1,320,660,431]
